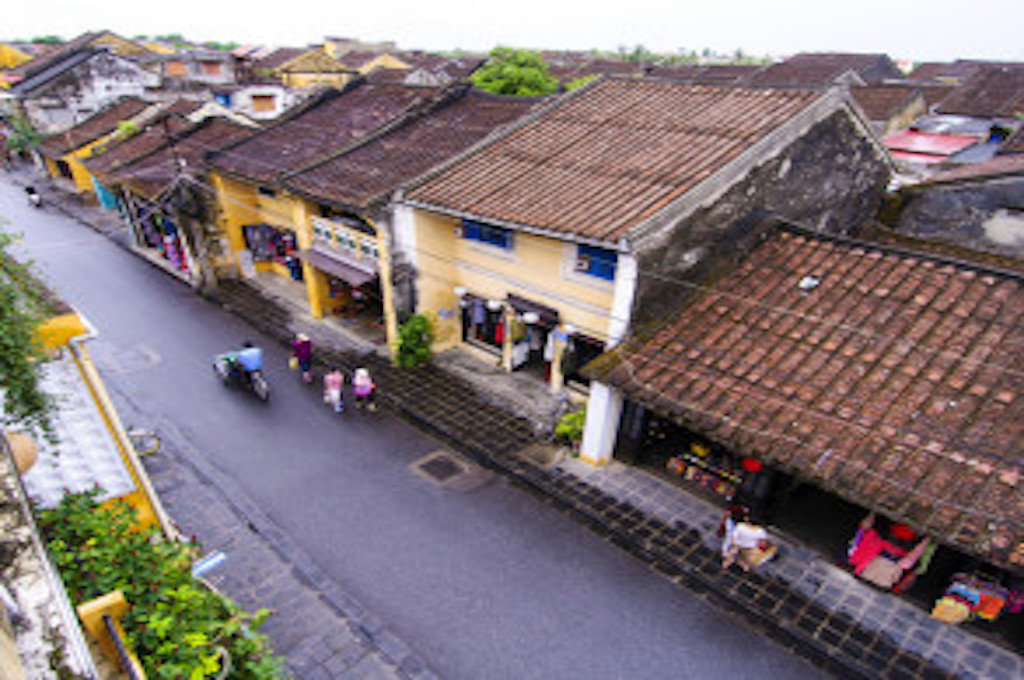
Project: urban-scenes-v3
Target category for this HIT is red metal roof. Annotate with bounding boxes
[406,78,823,242]
[883,130,980,156]
[588,227,1024,570]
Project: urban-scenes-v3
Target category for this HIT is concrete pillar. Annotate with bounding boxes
[579,381,623,467]
[549,327,568,394]
[374,220,401,360]
[501,306,514,372]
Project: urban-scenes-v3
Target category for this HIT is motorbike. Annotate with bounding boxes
[25,186,41,208]
[213,353,270,402]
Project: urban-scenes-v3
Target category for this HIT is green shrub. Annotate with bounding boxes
[397,313,434,369]
[35,489,286,679]
[555,409,586,446]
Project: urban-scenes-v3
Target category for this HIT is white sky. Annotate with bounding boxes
[6,0,1023,63]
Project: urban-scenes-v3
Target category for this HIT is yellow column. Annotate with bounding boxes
[501,306,514,372]
[549,326,568,394]
[372,220,401,360]
[304,263,325,318]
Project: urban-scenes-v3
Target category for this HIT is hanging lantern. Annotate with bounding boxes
[740,457,763,473]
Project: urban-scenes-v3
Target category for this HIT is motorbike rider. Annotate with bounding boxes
[25,185,41,207]
[233,341,264,385]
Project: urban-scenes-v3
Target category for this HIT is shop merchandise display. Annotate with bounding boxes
[932,573,1015,625]
[666,442,745,500]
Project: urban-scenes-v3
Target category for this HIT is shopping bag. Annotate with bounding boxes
[288,356,299,370]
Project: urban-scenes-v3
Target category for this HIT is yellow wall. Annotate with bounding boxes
[357,54,410,74]
[282,71,351,89]
[413,209,616,352]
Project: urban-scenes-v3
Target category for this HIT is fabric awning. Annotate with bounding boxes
[296,249,376,287]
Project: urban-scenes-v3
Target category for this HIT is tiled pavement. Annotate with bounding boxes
[18,169,1023,679]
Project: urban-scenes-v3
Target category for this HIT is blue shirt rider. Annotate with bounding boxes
[236,342,263,373]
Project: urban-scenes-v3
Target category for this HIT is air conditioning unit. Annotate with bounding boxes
[573,255,591,272]
[453,225,464,238]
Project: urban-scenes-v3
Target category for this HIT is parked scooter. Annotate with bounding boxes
[213,353,270,402]
[25,186,41,208]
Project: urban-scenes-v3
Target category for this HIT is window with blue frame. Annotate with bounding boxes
[461,219,513,250]
[575,244,617,281]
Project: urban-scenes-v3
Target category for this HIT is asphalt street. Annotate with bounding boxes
[1,176,827,679]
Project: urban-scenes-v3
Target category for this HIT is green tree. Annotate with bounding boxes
[3,115,42,157]
[396,313,434,368]
[470,46,558,97]
[565,74,600,91]
[0,229,55,434]
[30,35,63,45]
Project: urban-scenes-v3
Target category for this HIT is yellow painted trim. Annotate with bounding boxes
[36,313,88,350]
[578,452,610,467]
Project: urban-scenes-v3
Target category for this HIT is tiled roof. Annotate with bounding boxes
[253,47,307,72]
[113,118,255,199]
[207,82,437,184]
[935,66,1024,118]
[84,113,193,176]
[548,59,644,84]
[282,88,538,209]
[406,78,823,242]
[645,64,762,84]
[1000,127,1024,155]
[588,227,1024,570]
[850,84,922,122]
[7,49,97,95]
[748,52,900,87]
[336,50,393,69]
[38,97,150,157]
[4,31,102,81]
[918,153,1024,184]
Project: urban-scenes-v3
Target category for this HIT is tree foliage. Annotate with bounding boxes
[470,46,559,97]
[396,313,434,369]
[3,115,42,156]
[0,229,54,434]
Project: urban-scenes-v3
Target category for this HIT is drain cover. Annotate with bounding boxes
[410,451,494,491]
[419,455,463,482]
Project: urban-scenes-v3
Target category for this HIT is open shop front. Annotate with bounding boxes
[296,247,383,326]
[612,400,1023,650]
[128,196,195,277]
[242,223,302,280]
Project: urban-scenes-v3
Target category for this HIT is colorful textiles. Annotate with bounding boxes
[934,573,1011,624]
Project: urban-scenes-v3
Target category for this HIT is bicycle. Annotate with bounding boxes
[126,426,162,457]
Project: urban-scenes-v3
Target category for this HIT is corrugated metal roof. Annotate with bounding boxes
[406,78,823,242]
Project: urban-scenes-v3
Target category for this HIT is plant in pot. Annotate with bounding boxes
[554,408,586,454]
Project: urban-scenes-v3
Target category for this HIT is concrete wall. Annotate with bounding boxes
[895,175,1024,261]
[631,110,890,326]
[23,53,160,135]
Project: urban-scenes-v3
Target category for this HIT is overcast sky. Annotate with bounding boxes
[6,0,1023,64]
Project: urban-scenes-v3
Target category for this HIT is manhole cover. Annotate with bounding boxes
[419,456,463,482]
[410,451,494,491]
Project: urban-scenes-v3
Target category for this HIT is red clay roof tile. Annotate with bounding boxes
[590,226,1024,569]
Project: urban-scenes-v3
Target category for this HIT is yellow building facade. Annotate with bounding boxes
[410,207,620,397]
[210,172,398,349]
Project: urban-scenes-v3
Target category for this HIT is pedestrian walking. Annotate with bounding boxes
[323,367,345,413]
[291,333,314,384]
[352,367,377,411]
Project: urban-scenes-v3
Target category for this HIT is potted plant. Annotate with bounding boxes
[555,408,586,454]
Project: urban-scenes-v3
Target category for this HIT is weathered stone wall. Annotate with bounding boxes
[896,176,1024,261]
[632,111,890,326]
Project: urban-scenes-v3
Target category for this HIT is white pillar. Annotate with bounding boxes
[606,251,637,348]
[579,382,623,466]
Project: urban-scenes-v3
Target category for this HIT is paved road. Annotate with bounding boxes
[2,176,827,679]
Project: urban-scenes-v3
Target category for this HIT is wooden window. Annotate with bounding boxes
[251,95,275,112]
[200,61,223,76]
[166,61,187,77]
